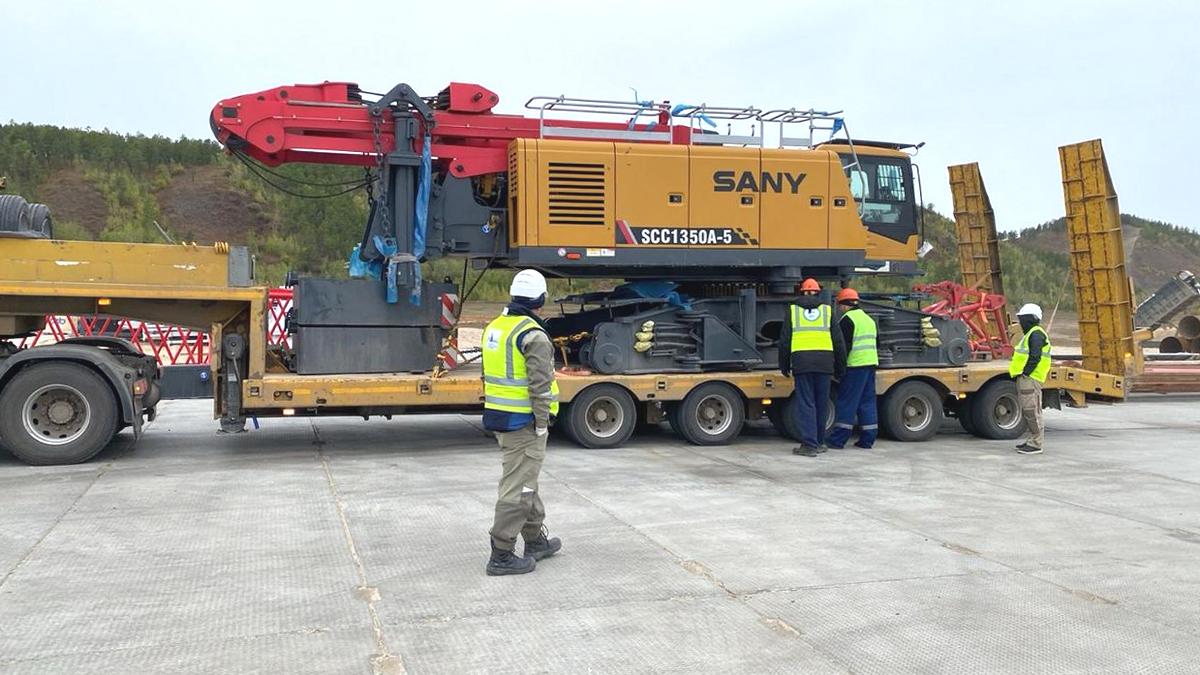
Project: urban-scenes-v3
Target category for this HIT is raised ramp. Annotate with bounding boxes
[1058,139,1136,376]
[948,162,1005,296]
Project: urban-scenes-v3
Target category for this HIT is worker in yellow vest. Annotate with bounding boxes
[779,278,846,456]
[1010,303,1052,454]
[482,269,562,575]
[827,288,879,449]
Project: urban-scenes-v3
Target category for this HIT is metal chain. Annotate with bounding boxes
[371,111,391,240]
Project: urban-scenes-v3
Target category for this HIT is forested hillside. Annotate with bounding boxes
[3,122,1198,305]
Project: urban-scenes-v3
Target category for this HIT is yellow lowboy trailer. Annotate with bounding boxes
[0,236,1124,465]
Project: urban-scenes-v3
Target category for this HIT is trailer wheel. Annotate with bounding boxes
[879,381,943,442]
[969,379,1024,440]
[767,393,835,441]
[564,384,636,449]
[766,398,799,441]
[0,362,119,465]
[956,396,979,435]
[552,403,579,444]
[675,382,744,446]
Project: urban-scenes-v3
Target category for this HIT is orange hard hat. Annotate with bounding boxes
[800,278,821,292]
[836,287,860,303]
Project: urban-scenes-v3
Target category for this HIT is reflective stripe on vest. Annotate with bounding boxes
[845,308,879,367]
[1008,325,1052,383]
[790,304,833,353]
[482,313,561,414]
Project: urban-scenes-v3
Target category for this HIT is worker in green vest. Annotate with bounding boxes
[779,278,846,456]
[827,287,879,449]
[481,269,562,575]
[1010,303,1052,454]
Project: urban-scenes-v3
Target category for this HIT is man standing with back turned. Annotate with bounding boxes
[1011,303,1052,455]
[481,269,563,575]
[827,287,879,449]
[779,278,846,456]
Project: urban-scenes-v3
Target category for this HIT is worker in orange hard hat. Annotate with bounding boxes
[827,286,879,449]
[779,278,846,456]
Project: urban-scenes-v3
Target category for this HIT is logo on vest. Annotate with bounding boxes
[803,308,821,321]
[484,329,502,351]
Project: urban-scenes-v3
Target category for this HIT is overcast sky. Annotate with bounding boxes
[4,0,1196,231]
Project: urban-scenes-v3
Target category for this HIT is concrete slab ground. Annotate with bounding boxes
[1,395,1198,674]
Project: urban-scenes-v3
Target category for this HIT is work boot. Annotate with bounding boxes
[1015,443,1043,455]
[792,445,825,457]
[486,542,536,576]
[524,528,562,561]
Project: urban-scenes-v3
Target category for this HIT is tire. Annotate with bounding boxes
[564,384,636,449]
[0,194,31,232]
[957,395,979,435]
[879,380,943,442]
[27,203,53,238]
[0,362,119,465]
[766,397,800,441]
[969,379,1024,440]
[767,392,835,441]
[666,402,685,438]
[551,402,578,444]
[675,382,745,446]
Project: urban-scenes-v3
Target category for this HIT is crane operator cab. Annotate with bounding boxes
[825,139,924,274]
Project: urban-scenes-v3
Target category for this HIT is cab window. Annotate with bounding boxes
[839,152,916,243]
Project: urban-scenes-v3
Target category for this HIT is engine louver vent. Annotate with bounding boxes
[547,162,606,225]
[508,149,519,191]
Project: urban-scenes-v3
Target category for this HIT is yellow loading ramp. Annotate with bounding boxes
[949,162,1006,297]
[1058,139,1144,377]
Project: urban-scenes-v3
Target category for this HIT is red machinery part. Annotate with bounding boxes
[16,289,296,366]
[211,82,683,178]
[916,281,1013,360]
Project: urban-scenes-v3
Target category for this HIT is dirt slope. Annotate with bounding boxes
[157,165,271,244]
[37,169,108,235]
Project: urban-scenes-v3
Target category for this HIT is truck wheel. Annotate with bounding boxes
[565,384,636,449]
[956,396,979,435]
[969,379,1024,440]
[0,362,119,465]
[675,382,744,446]
[879,381,943,442]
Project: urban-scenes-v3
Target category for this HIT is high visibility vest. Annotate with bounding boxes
[844,308,879,367]
[1009,325,1052,383]
[790,304,833,353]
[482,313,560,415]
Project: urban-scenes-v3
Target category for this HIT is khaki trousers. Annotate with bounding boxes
[489,425,547,551]
[1017,375,1044,449]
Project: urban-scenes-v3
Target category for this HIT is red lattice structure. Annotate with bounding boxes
[915,281,1013,360]
[14,288,295,366]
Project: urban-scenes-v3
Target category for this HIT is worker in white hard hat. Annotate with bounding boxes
[1010,303,1052,454]
[481,269,562,575]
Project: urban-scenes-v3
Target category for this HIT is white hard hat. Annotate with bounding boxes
[510,269,547,299]
[1016,303,1043,320]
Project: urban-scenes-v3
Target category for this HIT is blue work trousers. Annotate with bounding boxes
[792,373,831,449]
[827,367,878,448]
